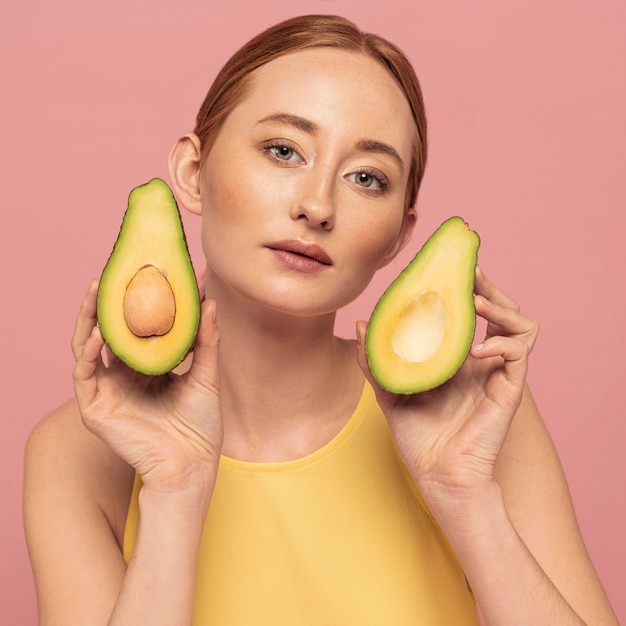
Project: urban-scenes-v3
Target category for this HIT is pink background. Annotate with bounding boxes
[2,0,624,622]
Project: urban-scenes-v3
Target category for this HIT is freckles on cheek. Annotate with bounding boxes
[346,245,391,289]
[209,170,273,225]
[358,223,402,262]
[209,182,242,220]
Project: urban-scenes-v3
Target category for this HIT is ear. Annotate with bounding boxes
[168,133,203,215]
[378,207,417,269]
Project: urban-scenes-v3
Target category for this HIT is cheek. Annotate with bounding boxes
[199,171,250,249]
[334,224,403,306]
[201,155,278,226]
[352,216,404,270]
[198,179,240,266]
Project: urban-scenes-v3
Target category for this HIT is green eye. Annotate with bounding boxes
[267,144,297,161]
[262,141,304,166]
[356,172,375,187]
[350,169,388,191]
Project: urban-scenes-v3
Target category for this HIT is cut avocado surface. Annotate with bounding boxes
[365,216,480,394]
[97,178,200,375]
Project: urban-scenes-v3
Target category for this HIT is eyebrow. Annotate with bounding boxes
[255,112,404,171]
[256,113,319,134]
[355,139,405,171]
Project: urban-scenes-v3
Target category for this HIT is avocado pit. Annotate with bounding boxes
[123,265,176,337]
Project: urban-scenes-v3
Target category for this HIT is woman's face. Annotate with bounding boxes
[197,47,417,318]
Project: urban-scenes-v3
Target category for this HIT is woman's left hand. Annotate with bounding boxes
[356,266,539,510]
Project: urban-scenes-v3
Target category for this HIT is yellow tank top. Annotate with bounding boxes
[124,382,479,625]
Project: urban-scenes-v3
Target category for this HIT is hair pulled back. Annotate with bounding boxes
[194,15,428,211]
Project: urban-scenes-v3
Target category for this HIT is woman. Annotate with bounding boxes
[24,14,618,625]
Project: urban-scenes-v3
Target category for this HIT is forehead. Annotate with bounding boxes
[232,47,415,159]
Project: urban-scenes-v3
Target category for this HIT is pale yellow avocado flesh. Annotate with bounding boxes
[365,216,480,394]
[97,178,200,375]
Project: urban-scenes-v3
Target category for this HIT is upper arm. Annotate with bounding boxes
[24,399,133,625]
[495,385,618,624]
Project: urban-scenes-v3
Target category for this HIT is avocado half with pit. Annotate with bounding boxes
[97,178,200,375]
[365,216,480,394]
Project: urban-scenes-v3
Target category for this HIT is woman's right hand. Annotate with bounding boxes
[71,279,223,500]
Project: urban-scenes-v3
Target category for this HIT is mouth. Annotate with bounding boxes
[265,239,333,270]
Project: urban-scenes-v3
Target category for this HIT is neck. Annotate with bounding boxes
[205,276,364,462]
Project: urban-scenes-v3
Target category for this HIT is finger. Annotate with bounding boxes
[104,345,121,368]
[354,320,371,380]
[197,269,206,302]
[355,320,392,403]
[475,295,539,351]
[71,279,99,360]
[185,299,220,393]
[471,334,530,388]
[73,325,106,411]
[474,266,519,312]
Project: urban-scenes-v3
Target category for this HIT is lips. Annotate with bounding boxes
[265,239,333,266]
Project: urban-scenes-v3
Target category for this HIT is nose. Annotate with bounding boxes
[290,168,336,230]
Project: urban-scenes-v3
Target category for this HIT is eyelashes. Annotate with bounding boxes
[263,141,302,164]
[261,141,390,194]
[349,168,389,192]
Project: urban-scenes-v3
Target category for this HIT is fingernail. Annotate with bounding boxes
[473,342,484,351]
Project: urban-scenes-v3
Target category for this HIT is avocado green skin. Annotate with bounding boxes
[365,216,480,395]
[96,178,200,375]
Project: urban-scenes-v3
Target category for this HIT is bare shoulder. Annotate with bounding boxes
[495,385,618,623]
[24,398,134,624]
[25,396,134,537]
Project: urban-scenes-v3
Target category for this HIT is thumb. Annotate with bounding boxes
[185,299,220,393]
[355,320,399,413]
[355,320,376,385]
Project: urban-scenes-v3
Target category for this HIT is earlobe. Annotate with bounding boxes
[168,133,203,215]
[378,208,417,269]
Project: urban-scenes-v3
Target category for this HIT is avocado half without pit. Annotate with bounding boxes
[365,216,480,394]
[97,178,200,375]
